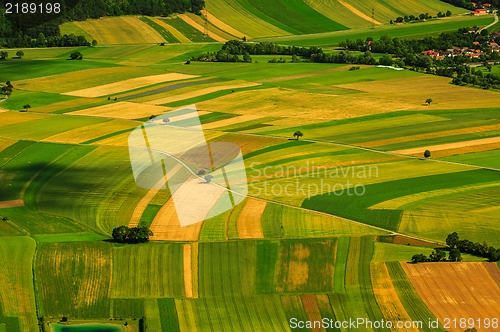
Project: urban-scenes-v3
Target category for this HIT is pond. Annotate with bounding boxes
[51,323,123,332]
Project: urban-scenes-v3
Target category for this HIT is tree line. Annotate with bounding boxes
[191,40,379,65]
[411,232,500,263]
[0,0,205,48]
[391,10,451,24]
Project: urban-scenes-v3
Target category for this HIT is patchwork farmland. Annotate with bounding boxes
[1,0,500,330]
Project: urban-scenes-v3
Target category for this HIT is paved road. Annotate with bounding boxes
[479,10,498,33]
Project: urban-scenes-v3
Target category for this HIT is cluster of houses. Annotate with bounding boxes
[470,2,492,15]
[421,42,500,59]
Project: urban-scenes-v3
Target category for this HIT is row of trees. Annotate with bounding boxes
[191,40,381,65]
[411,248,462,263]
[111,226,153,244]
[0,33,90,48]
[0,0,204,47]
[412,232,500,263]
[392,10,451,24]
[446,232,500,261]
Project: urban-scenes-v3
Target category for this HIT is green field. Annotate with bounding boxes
[2,3,500,330]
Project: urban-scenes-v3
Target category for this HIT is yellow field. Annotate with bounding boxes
[0,237,37,331]
[183,244,193,298]
[197,87,436,123]
[371,262,419,332]
[393,136,500,156]
[0,112,51,128]
[202,114,263,130]
[177,14,227,42]
[149,17,191,43]
[64,73,197,98]
[237,199,265,239]
[74,16,165,44]
[337,75,500,110]
[204,11,246,39]
[150,199,203,241]
[146,82,260,105]
[16,67,160,93]
[402,262,500,332]
[32,98,104,113]
[0,137,17,152]
[70,102,171,119]
[338,0,382,25]
[43,119,136,144]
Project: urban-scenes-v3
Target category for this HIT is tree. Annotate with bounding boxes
[242,51,252,63]
[69,51,83,60]
[0,51,8,59]
[204,175,214,183]
[446,232,460,248]
[61,316,68,322]
[16,50,24,58]
[424,150,431,158]
[446,10,452,17]
[162,118,170,124]
[378,54,393,66]
[449,248,462,262]
[23,104,31,112]
[426,98,433,105]
[293,131,303,140]
[242,36,247,42]
[429,249,447,262]
[112,225,130,243]
[91,39,98,47]
[291,54,300,63]
[411,254,429,263]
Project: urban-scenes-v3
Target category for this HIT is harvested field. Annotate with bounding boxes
[146,82,260,105]
[0,112,51,128]
[149,198,203,241]
[371,262,419,332]
[129,165,182,227]
[29,98,103,113]
[237,198,265,239]
[177,14,227,42]
[183,244,193,298]
[336,75,500,111]
[338,0,382,25]
[202,114,262,129]
[402,262,500,331]
[42,120,136,144]
[363,123,500,148]
[64,73,197,98]
[70,102,171,119]
[0,200,24,208]
[393,136,500,156]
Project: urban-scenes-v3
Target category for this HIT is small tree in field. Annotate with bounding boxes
[91,39,98,47]
[449,248,462,262]
[293,131,303,140]
[23,104,31,112]
[204,175,214,183]
[0,51,8,59]
[16,50,24,58]
[424,150,431,158]
[426,98,433,105]
[69,51,82,60]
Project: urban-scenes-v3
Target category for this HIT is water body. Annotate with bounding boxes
[51,323,123,332]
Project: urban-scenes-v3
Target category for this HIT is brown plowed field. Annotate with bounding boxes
[402,262,500,332]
